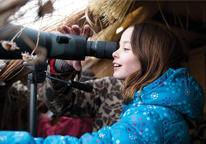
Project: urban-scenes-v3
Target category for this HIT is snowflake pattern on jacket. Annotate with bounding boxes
[43,68,204,144]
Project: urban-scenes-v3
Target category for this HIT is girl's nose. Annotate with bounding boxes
[112,50,119,59]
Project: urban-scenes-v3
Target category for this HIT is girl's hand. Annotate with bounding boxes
[61,25,90,71]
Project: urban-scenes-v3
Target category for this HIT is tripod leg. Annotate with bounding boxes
[29,82,37,136]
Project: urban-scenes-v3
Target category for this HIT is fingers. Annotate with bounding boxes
[61,25,89,72]
[64,60,73,66]
[61,24,90,39]
[73,61,82,71]
[61,25,72,34]
[82,24,91,39]
[71,25,81,35]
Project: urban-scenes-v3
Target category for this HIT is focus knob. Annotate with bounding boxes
[56,36,70,44]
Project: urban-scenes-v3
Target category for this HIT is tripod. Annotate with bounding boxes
[24,62,93,137]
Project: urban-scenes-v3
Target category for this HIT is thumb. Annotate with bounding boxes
[73,61,82,71]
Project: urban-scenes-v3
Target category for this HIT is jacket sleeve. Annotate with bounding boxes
[42,126,145,144]
[43,118,151,144]
[43,65,123,119]
[43,110,164,144]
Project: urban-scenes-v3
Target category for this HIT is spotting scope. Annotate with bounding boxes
[0,24,117,60]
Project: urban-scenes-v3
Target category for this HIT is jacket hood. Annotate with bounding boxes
[133,68,204,121]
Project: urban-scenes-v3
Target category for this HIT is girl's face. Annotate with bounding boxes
[112,26,141,80]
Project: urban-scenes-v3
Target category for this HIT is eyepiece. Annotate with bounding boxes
[86,41,117,59]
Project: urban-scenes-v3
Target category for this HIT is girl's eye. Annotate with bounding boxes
[123,48,129,51]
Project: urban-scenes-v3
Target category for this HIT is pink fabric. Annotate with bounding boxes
[37,116,93,138]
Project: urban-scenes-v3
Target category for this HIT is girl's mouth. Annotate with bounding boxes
[114,63,121,67]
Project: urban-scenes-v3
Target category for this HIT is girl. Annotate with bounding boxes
[44,23,204,143]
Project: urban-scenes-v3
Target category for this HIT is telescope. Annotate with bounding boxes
[0,24,118,137]
[0,24,117,60]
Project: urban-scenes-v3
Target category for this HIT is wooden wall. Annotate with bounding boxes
[188,46,206,111]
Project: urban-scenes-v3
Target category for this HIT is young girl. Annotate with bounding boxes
[43,23,204,143]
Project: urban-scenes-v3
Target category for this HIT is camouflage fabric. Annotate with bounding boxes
[43,65,123,132]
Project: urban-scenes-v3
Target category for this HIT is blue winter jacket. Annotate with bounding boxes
[0,68,204,144]
[43,68,204,144]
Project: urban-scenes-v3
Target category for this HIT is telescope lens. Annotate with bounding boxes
[86,41,117,59]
